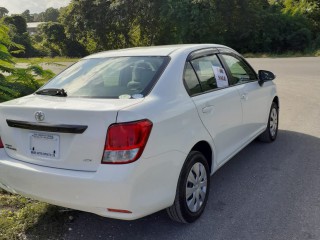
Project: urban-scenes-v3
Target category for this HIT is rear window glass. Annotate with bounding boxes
[42,57,169,99]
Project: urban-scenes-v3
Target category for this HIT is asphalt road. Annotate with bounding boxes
[32,57,320,240]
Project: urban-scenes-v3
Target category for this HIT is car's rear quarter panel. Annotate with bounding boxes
[116,53,217,210]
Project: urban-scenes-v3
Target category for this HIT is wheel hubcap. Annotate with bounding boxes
[269,108,278,137]
[186,162,208,213]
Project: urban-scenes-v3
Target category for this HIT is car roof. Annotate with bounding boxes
[84,44,234,59]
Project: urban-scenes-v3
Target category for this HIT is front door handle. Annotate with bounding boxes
[202,106,214,114]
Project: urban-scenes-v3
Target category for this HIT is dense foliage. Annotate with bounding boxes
[21,7,60,22]
[0,23,54,102]
[2,15,37,57]
[59,0,320,55]
[0,0,320,57]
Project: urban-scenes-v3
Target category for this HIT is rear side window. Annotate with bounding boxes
[190,55,224,92]
[42,56,169,99]
[184,63,202,95]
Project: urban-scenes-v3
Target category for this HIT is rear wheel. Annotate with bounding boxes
[258,102,279,142]
[167,151,210,223]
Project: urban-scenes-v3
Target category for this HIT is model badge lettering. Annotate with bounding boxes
[4,144,17,151]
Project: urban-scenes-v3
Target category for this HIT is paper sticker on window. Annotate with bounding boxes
[212,66,229,88]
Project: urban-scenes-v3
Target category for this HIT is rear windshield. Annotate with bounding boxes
[41,56,170,99]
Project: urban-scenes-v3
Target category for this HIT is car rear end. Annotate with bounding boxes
[0,53,185,219]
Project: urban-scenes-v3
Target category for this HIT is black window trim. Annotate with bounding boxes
[183,62,203,96]
[183,47,260,97]
[187,48,219,61]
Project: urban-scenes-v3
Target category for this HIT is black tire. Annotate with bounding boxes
[258,102,279,142]
[166,151,210,223]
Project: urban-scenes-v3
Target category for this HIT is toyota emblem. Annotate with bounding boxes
[35,111,45,122]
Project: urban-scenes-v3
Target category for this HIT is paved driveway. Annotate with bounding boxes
[34,57,320,240]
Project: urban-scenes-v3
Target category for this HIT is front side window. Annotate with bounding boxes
[41,56,169,99]
[220,54,257,85]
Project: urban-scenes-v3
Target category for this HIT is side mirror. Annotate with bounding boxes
[258,70,276,86]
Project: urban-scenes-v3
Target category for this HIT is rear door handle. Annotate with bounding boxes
[241,93,248,101]
[202,106,214,114]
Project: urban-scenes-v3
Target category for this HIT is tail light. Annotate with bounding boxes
[102,119,153,164]
[0,137,4,149]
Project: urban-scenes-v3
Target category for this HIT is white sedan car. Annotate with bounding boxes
[0,44,278,223]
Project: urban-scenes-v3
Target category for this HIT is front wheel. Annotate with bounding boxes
[166,151,210,223]
[258,102,279,142]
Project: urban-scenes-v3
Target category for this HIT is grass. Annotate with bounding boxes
[243,49,320,58]
[13,57,79,64]
[0,189,73,240]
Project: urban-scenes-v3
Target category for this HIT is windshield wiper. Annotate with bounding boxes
[35,88,67,97]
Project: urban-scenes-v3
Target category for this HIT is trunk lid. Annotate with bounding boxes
[0,95,144,171]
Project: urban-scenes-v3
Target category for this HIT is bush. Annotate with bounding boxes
[64,39,87,57]
[0,23,55,102]
[287,28,312,51]
[313,34,320,49]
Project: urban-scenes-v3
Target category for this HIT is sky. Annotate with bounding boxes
[1,0,71,14]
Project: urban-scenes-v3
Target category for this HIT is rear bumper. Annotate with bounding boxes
[0,149,186,220]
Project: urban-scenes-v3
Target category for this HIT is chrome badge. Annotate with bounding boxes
[35,111,45,122]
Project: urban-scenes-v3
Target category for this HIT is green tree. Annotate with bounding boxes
[282,0,315,15]
[153,0,221,45]
[39,22,66,43]
[34,7,60,22]
[60,0,154,52]
[301,0,320,38]
[32,13,41,22]
[34,22,86,57]
[0,24,18,100]
[0,22,54,102]
[43,7,60,22]
[21,10,33,22]
[135,0,163,45]
[2,15,36,57]
[3,15,27,34]
[273,0,318,50]
[36,22,67,56]
[0,24,16,75]
[0,7,9,18]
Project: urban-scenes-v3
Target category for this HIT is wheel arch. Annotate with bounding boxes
[273,96,279,108]
[190,141,213,173]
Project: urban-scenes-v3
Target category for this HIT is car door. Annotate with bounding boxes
[219,53,272,141]
[184,50,243,165]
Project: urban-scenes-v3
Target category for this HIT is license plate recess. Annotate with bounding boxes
[29,133,60,159]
